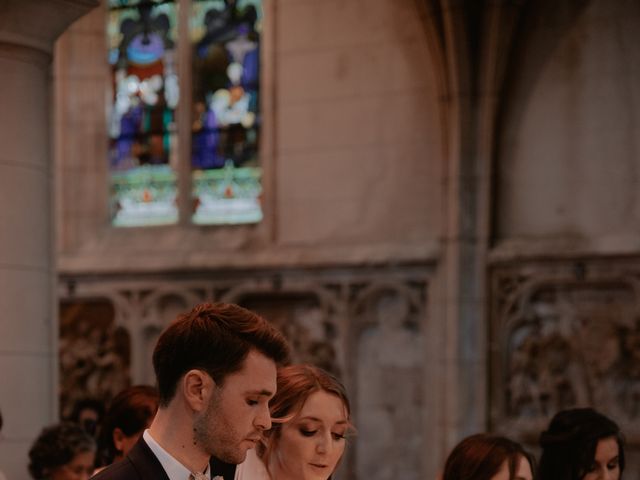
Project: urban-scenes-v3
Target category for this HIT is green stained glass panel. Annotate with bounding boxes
[190,0,264,225]
[107,1,179,227]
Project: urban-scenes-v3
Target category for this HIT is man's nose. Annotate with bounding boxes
[255,403,271,430]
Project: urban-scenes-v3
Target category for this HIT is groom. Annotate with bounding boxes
[93,302,289,480]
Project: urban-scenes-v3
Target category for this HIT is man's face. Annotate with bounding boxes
[194,349,276,464]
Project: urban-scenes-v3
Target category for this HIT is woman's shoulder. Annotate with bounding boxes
[234,449,270,480]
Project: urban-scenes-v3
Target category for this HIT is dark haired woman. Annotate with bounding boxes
[28,423,95,480]
[96,385,159,469]
[236,364,353,480]
[442,433,534,480]
[0,407,6,480]
[539,407,624,480]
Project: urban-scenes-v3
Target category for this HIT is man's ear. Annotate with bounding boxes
[183,369,214,412]
[112,427,126,453]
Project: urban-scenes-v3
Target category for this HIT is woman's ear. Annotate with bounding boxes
[112,427,125,453]
[183,369,213,412]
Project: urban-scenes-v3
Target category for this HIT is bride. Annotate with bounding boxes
[236,364,353,480]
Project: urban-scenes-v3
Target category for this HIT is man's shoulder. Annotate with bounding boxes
[92,438,165,480]
[91,458,138,480]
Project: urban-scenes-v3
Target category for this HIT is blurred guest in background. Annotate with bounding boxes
[28,423,95,480]
[441,433,534,480]
[69,398,105,439]
[0,407,7,480]
[95,385,159,470]
[539,407,624,480]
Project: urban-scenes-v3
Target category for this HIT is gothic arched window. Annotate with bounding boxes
[107,0,264,227]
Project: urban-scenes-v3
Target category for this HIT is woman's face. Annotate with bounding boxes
[491,454,533,480]
[583,436,620,480]
[269,390,349,480]
[49,450,95,480]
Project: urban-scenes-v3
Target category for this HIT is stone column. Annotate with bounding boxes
[0,1,98,478]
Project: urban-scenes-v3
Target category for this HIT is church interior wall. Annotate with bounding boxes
[53,1,442,479]
[55,0,442,274]
[0,0,637,479]
[488,0,640,476]
[274,0,442,247]
[496,0,640,252]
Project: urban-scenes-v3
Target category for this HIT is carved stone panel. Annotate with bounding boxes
[351,283,427,480]
[239,293,342,376]
[59,299,130,419]
[490,258,640,454]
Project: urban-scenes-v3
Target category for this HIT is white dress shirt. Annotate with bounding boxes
[143,430,211,480]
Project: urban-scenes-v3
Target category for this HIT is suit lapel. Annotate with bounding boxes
[126,437,237,480]
[127,437,172,480]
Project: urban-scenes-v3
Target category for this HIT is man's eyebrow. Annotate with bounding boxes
[245,389,274,396]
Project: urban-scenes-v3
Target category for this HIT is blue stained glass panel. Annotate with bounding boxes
[190,0,264,225]
[107,0,180,227]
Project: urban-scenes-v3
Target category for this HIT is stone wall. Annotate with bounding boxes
[49,0,640,479]
[491,1,640,477]
[55,0,442,271]
[497,0,640,249]
[489,258,640,477]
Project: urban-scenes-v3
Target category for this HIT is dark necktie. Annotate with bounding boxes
[209,457,237,480]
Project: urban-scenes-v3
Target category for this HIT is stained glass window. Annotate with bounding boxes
[190,0,263,225]
[107,0,263,227]
[107,0,179,226]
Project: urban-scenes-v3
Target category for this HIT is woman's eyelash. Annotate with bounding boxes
[300,428,317,437]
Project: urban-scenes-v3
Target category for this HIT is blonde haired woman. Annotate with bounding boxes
[236,364,353,480]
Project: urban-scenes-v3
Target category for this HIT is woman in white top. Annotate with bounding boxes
[236,364,353,480]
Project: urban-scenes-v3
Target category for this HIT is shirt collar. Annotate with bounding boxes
[143,429,210,480]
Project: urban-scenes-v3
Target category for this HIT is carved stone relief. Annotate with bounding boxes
[490,259,640,449]
[238,293,341,376]
[59,299,130,419]
[351,284,427,480]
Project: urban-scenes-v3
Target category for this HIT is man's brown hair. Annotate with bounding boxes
[153,302,290,406]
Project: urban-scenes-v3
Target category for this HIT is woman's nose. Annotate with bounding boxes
[316,433,331,454]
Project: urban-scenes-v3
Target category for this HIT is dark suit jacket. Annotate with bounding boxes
[92,437,237,480]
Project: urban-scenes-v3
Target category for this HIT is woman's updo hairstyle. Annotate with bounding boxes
[538,408,625,480]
